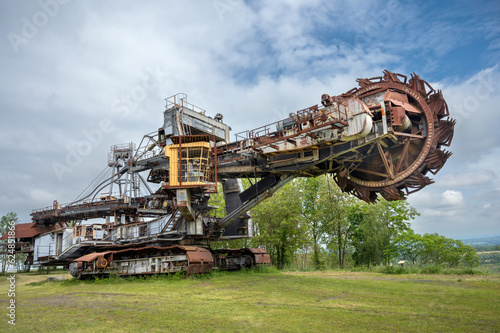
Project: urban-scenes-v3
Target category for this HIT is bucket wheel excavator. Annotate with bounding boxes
[4,71,454,278]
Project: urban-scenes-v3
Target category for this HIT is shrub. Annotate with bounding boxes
[420,265,442,274]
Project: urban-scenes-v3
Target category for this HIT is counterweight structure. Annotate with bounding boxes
[1,71,455,278]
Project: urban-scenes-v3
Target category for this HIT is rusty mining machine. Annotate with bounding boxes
[3,70,454,278]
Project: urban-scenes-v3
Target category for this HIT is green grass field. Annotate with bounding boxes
[1,269,499,332]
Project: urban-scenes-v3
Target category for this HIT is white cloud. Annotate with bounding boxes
[441,190,464,206]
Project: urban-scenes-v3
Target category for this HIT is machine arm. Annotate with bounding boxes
[220,174,295,229]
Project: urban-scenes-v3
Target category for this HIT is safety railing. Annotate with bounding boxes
[31,195,170,222]
[62,231,74,251]
[111,211,180,242]
[134,131,165,163]
[108,143,136,166]
[165,93,207,115]
[35,244,56,261]
[232,103,350,150]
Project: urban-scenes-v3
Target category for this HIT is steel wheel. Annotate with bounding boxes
[335,71,455,202]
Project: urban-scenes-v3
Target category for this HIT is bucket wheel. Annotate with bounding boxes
[335,71,455,202]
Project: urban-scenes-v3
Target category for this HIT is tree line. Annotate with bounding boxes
[212,175,478,270]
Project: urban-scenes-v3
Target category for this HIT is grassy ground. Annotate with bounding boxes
[0,269,499,332]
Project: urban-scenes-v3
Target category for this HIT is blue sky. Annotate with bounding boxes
[0,0,499,239]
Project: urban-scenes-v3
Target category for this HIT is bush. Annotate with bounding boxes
[420,265,442,274]
[379,265,419,274]
[441,267,487,275]
[254,265,280,274]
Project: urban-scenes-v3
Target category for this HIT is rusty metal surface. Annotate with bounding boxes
[71,245,215,277]
[214,248,272,266]
[216,70,454,203]
[186,248,214,263]
[31,195,170,225]
[0,222,60,240]
[73,251,113,263]
[186,248,214,274]
[331,70,455,202]
[248,248,272,265]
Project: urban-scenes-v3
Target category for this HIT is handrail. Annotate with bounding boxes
[133,131,165,163]
[35,243,56,259]
[31,195,170,220]
[62,231,73,252]
[165,93,207,115]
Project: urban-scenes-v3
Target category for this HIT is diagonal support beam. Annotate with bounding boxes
[220,174,295,228]
[396,140,410,173]
[377,142,395,179]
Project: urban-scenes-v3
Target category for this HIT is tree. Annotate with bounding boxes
[320,175,358,269]
[420,233,479,267]
[252,180,309,269]
[1,212,20,275]
[386,231,423,266]
[298,176,324,269]
[352,199,417,266]
[390,232,479,268]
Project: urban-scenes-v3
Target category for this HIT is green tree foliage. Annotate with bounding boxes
[295,175,359,269]
[207,183,226,218]
[297,176,323,269]
[385,230,423,265]
[389,232,479,268]
[1,212,20,275]
[351,199,417,266]
[251,180,309,269]
[0,212,18,235]
[319,175,358,269]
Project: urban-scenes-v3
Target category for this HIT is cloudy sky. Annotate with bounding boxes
[0,0,499,239]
